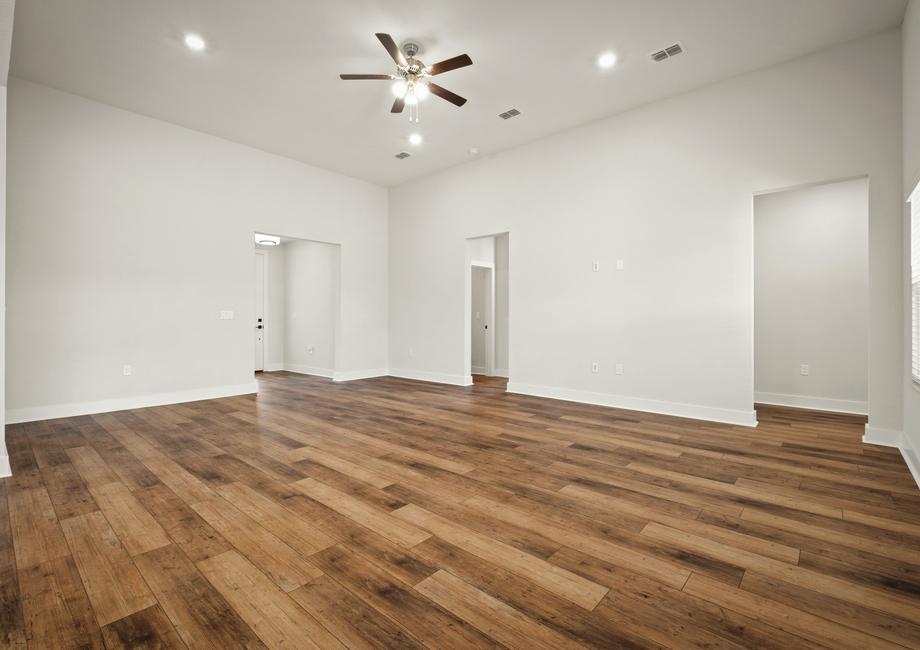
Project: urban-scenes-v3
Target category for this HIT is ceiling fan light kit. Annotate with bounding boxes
[339,33,472,124]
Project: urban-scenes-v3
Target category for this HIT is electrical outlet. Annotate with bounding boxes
[615,363,624,375]
[219,310,234,320]
[616,259,625,271]
[592,261,600,272]
[800,364,809,376]
[591,362,599,373]
[123,365,132,376]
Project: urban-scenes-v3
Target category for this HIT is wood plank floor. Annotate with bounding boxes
[2,372,919,649]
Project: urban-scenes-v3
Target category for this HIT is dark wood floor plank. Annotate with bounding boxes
[133,544,266,649]
[100,603,187,649]
[0,482,27,649]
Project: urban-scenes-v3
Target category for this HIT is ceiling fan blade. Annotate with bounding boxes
[428,83,467,107]
[391,97,405,113]
[427,54,472,76]
[339,74,394,80]
[376,33,407,68]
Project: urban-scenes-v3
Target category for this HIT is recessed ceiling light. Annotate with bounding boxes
[596,51,617,69]
[408,133,423,146]
[184,33,207,52]
[254,233,280,246]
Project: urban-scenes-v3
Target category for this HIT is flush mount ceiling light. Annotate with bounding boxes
[254,233,280,246]
[596,51,617,69]
[184,33,206,51]
[340,33,472,124]
[408,133,423,146]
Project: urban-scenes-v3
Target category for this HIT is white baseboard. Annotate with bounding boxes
[333,368,388,382]
[902,433,920,490]
[263,362,284,372]
[494,368,509,378]
[284,363,334,379]
[5,381,259,425]
[471,366,487,375]
[0,455,9,479]
[861,426,920,491]
[388,368,474,387]
[506,381,757,427]
[862,424,902,447]
[755,391,867,415]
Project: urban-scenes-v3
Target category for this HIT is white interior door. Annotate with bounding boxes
[471,266,493,375]
[254,251,265,372]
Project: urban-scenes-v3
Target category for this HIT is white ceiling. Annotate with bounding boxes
[10,0,907,187]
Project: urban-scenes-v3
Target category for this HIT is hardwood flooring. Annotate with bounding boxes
[2,371,919,648]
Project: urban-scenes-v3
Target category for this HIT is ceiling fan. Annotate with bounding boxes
[339,33,472,123]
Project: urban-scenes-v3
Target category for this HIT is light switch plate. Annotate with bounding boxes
[219,310,234,320]
[616,259,625,271]
[615,363,624,375]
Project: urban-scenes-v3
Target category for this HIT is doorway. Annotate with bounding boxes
[753,177,868,416]
[254,233,341,378]
[471,264,494,376]
[466,233,509,383]
[254,250,267,371]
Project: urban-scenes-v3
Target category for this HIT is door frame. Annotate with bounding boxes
[254,249,268,373]
[470,262,495,376]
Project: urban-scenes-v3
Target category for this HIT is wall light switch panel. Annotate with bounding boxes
[616,259,625,271]
[123,365,132,376]
[615,363,624,375]
[219,310,234,320]
[592,261,600,272]
[307,346,314,354]
[591,362,599,373]
[800,364,809,376]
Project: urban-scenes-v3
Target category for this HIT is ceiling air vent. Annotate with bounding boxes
[394,151,411,159]
[650,42,684,62]
[499,108,521,120]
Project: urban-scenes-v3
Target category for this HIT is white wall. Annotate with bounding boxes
[0,1,14,476]
[902,0,920,481]
[0,85,7,476]
[6,78,388,422]
[754,178,868,413]
[389,29,903,427]
[495,233,510,377]
[283,240,338,377]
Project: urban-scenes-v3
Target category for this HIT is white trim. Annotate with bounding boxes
[754,392,867,415]
[263,362,284,372]
[389,368,474,386]
[901,433,920,490]
[333,368,388,382]
[860,427,920,491]
[506,381,757,427]
[284,363,334,379]
[471,365,487,375]
[470,260,494,269]
[0,455,10,479]
[5,381,259,425]
[494,368,509,378]
[861,425,902,447]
